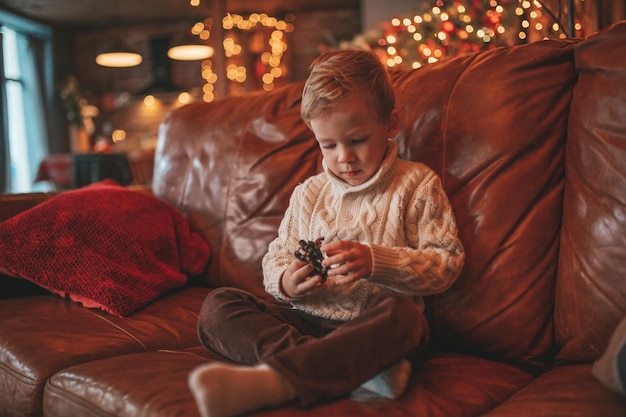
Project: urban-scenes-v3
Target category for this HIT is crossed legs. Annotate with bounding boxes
[189,287,429,416]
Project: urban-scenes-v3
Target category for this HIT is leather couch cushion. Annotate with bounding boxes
[556,20,626,363]
[0,287,210,417]
[481,364,626,416]
[44,349,531,417]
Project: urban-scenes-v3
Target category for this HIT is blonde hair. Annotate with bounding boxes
[300,49,395,128]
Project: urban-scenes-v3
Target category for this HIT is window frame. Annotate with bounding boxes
[0,9,55,194]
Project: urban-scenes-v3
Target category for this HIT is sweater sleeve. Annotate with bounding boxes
[262,184,309,302]
[368,171,465,296]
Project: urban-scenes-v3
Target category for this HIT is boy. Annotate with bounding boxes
[188,49,465,417]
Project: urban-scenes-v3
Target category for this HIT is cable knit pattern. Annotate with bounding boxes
[263,141,464,321]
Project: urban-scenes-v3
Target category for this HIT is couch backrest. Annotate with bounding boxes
[556,21,626,364]
[391,39,578,369]
[154,84,320,299]
[154,34,586,369]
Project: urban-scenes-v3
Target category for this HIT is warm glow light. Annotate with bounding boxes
[168,45,214,60]
[112,129,126,143]
[322,0,583,72]
[143,95,156,106]
[178,92,192,104]
[96,51,142,67]
[201,11,293,94]
[191,23,204,35]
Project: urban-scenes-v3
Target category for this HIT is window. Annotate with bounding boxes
[1,10,54,193]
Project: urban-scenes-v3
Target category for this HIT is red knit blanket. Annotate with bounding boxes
[0,180,211,316]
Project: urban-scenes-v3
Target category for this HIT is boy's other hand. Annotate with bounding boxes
[322,240,372,285]
[280,259,325,299]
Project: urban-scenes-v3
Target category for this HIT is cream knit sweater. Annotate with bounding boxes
[262,141,465,321]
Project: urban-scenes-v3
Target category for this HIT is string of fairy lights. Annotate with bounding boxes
[186,1,294,102]
[186,0,582,100]
[354,0,585,69]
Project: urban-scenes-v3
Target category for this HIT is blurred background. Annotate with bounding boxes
[0,0,623,193]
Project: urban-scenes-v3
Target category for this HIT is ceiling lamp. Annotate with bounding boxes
[168,43,214,60]
[96,42,143,67]
[168,21,213,61]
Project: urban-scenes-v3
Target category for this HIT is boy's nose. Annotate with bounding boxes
[337,147,355,163]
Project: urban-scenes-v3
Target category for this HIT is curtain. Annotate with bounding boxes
[15,31,49,191]
[0,31,7,193]
[1,26,51,193]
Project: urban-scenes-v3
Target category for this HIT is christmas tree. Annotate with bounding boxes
[345,0,585,69]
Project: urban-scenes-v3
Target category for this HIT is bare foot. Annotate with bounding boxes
[188,362,295,417]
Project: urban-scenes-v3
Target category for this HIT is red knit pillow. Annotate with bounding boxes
[0,180,211,317]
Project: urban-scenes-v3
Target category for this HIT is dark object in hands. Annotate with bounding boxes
[294,238,328,283]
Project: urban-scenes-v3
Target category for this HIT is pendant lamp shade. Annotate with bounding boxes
[167,31,213,61]
[167,44,214,60]
[96,41,143,67]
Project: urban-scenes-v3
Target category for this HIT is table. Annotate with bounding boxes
[35,153,143,189]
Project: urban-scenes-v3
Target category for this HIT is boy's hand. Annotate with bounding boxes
[280,259,325,299]
[322,240,372,285]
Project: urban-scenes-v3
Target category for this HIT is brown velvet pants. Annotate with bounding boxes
[197,287,429,407]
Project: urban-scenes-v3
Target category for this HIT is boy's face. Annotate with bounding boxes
[310,91,399,186]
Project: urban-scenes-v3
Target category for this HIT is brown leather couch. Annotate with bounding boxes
[2,20,626,417]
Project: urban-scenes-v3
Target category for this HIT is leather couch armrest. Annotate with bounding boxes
[0,186,152,224]
[0,193,59,299]
[0,192,59,223]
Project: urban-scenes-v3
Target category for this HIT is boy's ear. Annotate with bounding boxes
[387,109,400,138]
